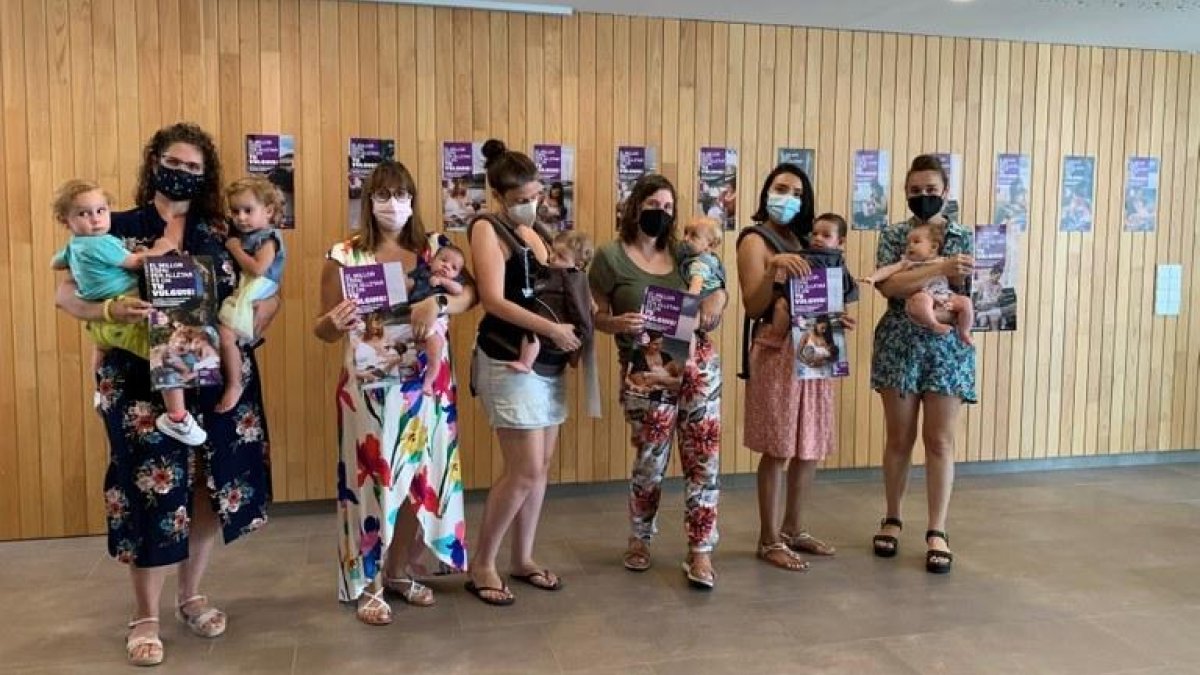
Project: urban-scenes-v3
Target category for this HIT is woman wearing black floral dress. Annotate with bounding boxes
[55,123,277,667]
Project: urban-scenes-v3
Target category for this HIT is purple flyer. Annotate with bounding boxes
[625,286,700,404]
[788,269,846,319]
[851,149,890,230]
[533,144,576,231]
[971,224,1018,332]
[1124,156,1160,232]
[340,262,409,315]
[994,153,1031,232]
[144,256,223,390]
[1059,155,1095,233]
[788,268,850,380]
[246,133,296,229]
[697,147,739,231]
[616,146,658,227]
[441,141,486,231]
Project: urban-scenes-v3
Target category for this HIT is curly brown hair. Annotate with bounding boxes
[617,173,678,251]
[226,175,285,227]
[134,123,224,226]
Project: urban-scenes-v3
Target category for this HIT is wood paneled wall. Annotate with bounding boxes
[2,0,1198,540]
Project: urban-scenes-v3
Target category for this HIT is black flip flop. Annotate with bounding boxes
[509,569,563,591]
[464,580,515,606]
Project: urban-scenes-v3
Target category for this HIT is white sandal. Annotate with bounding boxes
[356,588,393,626]
[175,594,226,638]
[383,576,436,607]
[126,617,164,667]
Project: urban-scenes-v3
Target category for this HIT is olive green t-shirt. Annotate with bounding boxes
[588,240,685,361]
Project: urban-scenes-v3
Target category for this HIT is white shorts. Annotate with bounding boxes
[471,347,567,430]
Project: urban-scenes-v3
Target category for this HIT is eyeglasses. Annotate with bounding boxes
[160,155,205,175]
[370,188,411,202]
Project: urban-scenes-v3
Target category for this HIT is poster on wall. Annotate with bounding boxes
[533,144,576,232]
[778,148,815,183]
[616,146,658,227]
[932,152,963,224]
[1124,156,1160,233]
[698,147,739,231]
[348,137,396,231]
[245,134,296,230]
[441,142,487,232]
[994,153,1031,232]
[851,149,890,230]
[1059,155,1095,233]
[972,224,1018,332]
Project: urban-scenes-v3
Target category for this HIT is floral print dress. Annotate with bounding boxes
[99,206,271,567]
[330,235,468,602]
[871,219,977,402]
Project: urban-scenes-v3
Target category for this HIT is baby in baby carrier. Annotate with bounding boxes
[507,230,595,372]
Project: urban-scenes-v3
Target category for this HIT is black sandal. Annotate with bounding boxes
[925,530,954,574]
[464,580,515,606]
[509,569,563,591]
[873,517,903,558]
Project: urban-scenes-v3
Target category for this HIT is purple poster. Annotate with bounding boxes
[994,153,1031,232]
[616,146,658,227]
[778,148,815,183]
[348,137,396,231]
[533,144,576,232]
[972,224,1018,332]
[851,149,890,230]
[441,141,486,232]
[698,147,739,231]
[1059,155,1095,233]
[245,134,296,229]
[1124,156,1160,233]
[624,286,700,405]
[788,269,849,379]
[340,262,409,315]
[145,256,223,390]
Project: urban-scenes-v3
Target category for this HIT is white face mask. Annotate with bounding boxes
[373,197,412,232]
[507,199,539,227]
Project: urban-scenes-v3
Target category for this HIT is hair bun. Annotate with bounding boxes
[481,139,507,166]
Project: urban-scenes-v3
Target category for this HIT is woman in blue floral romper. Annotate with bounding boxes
[868,155,975,575]
[55,124,276,666]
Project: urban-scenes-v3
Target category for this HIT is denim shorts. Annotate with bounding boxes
[472,347,567,429]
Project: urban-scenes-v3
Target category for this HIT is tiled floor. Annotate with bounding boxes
[1,462,1198,674]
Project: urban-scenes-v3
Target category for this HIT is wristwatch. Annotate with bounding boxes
[435,294,449,316]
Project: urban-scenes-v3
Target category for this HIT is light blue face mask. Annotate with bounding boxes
[766,193,802,224]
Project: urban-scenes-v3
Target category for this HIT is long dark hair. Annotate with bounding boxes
[135,123,224,226]
[352,160,427,253]
[617,173,677,250]
[751,163,815,240]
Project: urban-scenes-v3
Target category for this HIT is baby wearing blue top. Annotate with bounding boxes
[49,180,201,443]
[679,217,726,297]
[216,176,287,413]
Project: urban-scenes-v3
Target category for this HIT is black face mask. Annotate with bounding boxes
[638,208,673,239]
[907,194,945,222]
[154,166,207,202]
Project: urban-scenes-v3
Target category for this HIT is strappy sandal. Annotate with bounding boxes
[383,576,436,606]
[681,554,716,590]
[175,595,226,638]
[873,517,903,558]
[356,588,393,625]
[781,530,837,556]
[623,538,651,572]
[925,530,954,574]
[126,617,164,667]
[757,541,810,572]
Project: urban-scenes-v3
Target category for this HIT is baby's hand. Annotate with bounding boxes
[225,237,244,253]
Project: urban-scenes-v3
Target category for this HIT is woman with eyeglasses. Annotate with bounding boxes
[314,160,474,625]
[53,123,280,666]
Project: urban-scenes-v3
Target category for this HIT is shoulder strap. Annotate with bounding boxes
[468,213,523,253]
[736,224,803,255]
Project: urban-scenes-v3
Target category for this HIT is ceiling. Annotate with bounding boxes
[523,0,1200,52]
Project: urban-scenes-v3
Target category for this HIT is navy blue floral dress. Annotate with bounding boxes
[96,206,271,567]
[870,219,977,403]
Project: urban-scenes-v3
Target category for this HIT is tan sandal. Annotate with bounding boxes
[623,538,651,572]
[681,553,716,590]
[175,594,226,638]
[126,617,164,667]
[356,588,393,625]
[781,530,837,556]
[383,576,436,607]
[757,541,810,572]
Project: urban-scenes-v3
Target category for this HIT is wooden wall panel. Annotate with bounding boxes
[2,0,1199,540]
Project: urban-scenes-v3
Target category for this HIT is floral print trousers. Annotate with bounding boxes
[622,337,722,553]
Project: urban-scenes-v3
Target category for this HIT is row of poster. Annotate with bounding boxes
[238,134,1163,236]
